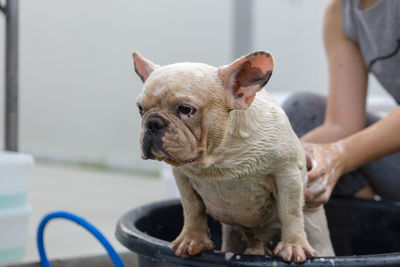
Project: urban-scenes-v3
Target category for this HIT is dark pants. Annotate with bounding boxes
[282,92,400,201]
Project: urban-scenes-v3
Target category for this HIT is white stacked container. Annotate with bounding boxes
[0,152,33,264]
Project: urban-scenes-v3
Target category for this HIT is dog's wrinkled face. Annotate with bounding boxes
[133,51,274,166]
[136,63,221,166]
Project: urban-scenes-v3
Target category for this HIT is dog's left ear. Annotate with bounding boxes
[219,51,274,109]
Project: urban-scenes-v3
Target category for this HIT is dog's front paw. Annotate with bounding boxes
[171,231,215,258]
[273,239,315,263]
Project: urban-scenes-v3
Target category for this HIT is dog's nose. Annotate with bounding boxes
[146,117,167,132]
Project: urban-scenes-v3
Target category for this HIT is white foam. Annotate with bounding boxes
[225,252,234,261]
[239,130,250,138]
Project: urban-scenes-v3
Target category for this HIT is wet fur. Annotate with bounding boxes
[133,51,335,262]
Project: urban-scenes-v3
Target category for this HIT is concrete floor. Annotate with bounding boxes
[23,163,164,263]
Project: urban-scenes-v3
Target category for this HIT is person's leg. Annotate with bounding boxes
[359,156,400,201]
[357,115,400,201]
[282,92,327,137]
[282,92,370,198]
[353,185,375,199]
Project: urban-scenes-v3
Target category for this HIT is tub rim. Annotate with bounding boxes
[116,198,400,267]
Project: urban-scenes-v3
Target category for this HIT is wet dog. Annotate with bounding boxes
[132,51,335,263]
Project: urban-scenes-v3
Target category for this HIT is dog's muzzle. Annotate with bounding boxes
[141,114,169,159]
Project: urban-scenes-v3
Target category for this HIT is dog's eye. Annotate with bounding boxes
[178,105,191,114]
[137,104,144,117]
[177,104,196,119]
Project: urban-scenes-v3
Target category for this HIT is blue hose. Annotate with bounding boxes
[37,211,125,267]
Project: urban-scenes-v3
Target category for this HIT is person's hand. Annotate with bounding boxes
[302,141,346,207]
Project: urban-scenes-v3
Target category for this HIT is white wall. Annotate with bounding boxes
[253,0,328,93]
[0,0,393,173]
[1,0,233,172]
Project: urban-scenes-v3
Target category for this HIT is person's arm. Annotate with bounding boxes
[301,0,368,144]
[304,106,400,206]
[340,107,400,173]
[302,0,368,206]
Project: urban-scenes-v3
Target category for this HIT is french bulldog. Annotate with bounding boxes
[132,51,335,263]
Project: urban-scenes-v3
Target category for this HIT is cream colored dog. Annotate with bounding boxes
[133,51,335,263]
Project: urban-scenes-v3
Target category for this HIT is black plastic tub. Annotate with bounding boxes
[116,198,400,267]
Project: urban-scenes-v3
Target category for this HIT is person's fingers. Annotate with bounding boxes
[311,189,332,205]
[326,169,340,188]
[302,144,313,171]
[307,166,321,182]
[304,188,314,202]
[306,188,329,206]
[305,173,328,202]
[305,182,326,200]
[306,196,324,207]
[305,154,312,171]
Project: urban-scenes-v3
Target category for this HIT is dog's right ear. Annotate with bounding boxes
[133,52,160,83]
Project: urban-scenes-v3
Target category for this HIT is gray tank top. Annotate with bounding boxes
[341,0,400,104]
